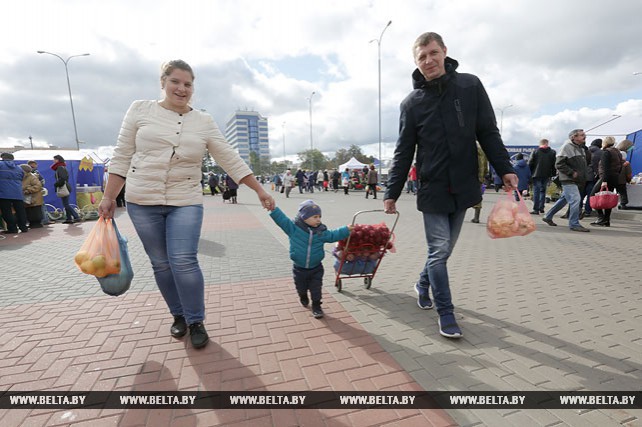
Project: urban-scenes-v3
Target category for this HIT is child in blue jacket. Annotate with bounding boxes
[269,200,353,318]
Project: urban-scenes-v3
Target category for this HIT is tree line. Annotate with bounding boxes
[202,144,377,176]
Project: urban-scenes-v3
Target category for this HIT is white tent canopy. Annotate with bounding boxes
[339,157,368,171]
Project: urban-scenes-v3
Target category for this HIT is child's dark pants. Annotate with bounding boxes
[292,264,324,302]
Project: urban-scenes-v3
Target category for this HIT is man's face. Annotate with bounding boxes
[414,40,447,81]
[571,131,586,145]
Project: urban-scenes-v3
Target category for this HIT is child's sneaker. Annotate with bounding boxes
[312,301,324,318]
[414,283,433,310]
[299,293,309,307]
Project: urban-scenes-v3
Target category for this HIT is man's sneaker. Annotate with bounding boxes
[570,225,590,232]
[414,283,433,310]
[529,210,539,215]
[312,301,324,318]
[299,293,309,307]
[189,322,209,349]
[438,314,462,338]
[542,217,557,226]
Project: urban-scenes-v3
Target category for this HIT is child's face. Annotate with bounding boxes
[304,214,322,227]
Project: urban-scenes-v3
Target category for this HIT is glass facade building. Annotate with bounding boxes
[224,110,270,166]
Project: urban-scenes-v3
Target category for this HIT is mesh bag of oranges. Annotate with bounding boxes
[74,217,121,278]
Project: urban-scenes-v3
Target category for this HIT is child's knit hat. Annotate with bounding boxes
[298,200,322,220]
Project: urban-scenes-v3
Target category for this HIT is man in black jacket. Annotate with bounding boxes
[383,32,517,339]
[528,139,557,214]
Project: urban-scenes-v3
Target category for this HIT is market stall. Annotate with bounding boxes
[11,149,105,211]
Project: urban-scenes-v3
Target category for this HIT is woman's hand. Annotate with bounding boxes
[258,188,275,211]
[98,197,116,219]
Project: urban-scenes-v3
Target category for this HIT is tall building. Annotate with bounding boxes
[224,110,270,166]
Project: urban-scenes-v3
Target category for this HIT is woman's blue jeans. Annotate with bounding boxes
[416,209,467,315]
[127,203,205,325]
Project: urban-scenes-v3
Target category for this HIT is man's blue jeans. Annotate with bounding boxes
[531,177,549,212]
[127,203,205,325]
[416,209,467,316]
[544,183,581,228]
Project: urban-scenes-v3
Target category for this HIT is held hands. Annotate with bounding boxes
[258,190,276,211]
[98,197,116,219]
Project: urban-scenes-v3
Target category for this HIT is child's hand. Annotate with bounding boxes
[347,224,354,232]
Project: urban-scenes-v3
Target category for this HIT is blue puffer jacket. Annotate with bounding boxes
[0,160,24,200]
[269,207,351,268]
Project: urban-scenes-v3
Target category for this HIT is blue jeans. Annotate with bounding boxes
[544,183,581,228]
[127,203,205,324]
[416,209,467,315]
[532,177,549,212]
[61,195,80,220]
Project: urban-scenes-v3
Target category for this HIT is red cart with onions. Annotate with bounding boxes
[333,209,399,292]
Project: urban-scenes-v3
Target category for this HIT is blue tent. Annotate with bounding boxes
[11,150,105,210]
[626,129,641,176]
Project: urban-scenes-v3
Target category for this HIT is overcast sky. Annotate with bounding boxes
[2,0,642,162]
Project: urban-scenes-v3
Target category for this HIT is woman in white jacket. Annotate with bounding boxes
[99,60,275,349]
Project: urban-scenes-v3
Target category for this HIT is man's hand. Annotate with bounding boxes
[502,173,519,191]
[384,199,397,214]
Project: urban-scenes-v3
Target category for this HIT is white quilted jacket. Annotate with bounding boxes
[109,100,252,206]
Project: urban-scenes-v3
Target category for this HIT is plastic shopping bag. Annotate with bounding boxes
[487,191,536,239]
[74,217,121,277]
[97,219,134,296]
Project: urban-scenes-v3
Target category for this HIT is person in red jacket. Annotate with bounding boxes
[407,163,417,194]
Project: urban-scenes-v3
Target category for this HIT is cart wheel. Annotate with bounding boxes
[364,277,372,289]
[335,279,342,292]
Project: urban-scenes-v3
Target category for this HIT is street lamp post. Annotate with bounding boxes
[37,51,90,150]
[370,20,392,177]
[308,91,316,171]
[496,104,513,134]
[281,121,286,163]
[28,136,33,150]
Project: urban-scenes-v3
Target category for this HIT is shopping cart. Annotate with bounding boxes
[333,209,399,292]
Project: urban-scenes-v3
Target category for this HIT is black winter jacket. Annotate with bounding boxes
[528,146,557,179]
[384,57,514,213]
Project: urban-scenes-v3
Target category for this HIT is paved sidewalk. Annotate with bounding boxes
[0,191,453,427]
[1,186,641,426]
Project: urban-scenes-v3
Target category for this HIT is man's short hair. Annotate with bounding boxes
[539,139,549,146]
[568,129,584,139]
[412,32,446,55]
[1,152,14,160]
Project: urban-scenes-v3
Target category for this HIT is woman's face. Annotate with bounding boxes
[162,68,194,110]
[53,158,59,164]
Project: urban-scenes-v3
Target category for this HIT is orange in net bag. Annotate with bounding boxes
[74,217,121,277]
[487,191,536,239]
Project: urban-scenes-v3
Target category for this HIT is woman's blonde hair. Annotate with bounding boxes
[602,136,616,148]
[160,60,194,86]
